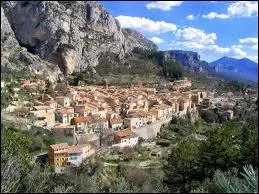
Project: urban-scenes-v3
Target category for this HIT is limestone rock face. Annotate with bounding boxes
[165,50,213,73]
[2,1,157,74]
[122,28,157,53]
[1,7,62,82]
[1,7,19,52]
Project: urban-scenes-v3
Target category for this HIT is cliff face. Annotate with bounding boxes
[1,7,62,82]
[122,28,157,54]
[2,1,157,75]
[165,50,212,73]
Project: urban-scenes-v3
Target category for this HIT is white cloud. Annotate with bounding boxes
[175,27,217,45]
[202,12,230,19]
[247,55,258,62]
[115,15,177,34]
[150,37,164,44]
[239,37,258,52]
[239,37,258,44]
[169,41,206,49]
[146,1,183,11]
[169,40,258,63]
[231,45,247,57]
[251,44,258,50]
[227,1,258,17]
[186,14,195,20]
[203,1,258,19]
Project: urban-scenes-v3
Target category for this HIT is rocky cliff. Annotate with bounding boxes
[2,1,157,75]
[165,50,212,73]
[1,7,62,82]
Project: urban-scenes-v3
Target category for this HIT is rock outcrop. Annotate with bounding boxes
[1,6,62,82]
[165,50,212,73]
[122,28,157,54]
[2,1,157,75]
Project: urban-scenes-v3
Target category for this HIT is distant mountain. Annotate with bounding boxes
[209,57,258,82]
[165,50,214,73]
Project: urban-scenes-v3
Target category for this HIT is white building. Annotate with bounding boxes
[114,130,139,147]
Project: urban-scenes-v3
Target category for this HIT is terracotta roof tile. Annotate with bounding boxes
[50,143,68,150]
[73,117,89,123]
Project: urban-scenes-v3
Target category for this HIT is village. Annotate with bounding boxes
[2,77,245,173]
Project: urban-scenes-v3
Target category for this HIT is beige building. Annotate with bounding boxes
[114,129,139,147]
[44,100,58,110]
[73,116,109,133]
[110,118,123,131]
[124,110,151,129]
[66,90,78,103]
[52,124,75,137]
[55,96,70,107]
[55,108,76,125]
[29,106,56,127]
[153,104,172,120]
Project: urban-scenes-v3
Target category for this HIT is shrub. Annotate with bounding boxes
[156,139,171,147]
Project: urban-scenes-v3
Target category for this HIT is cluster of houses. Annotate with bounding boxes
[48,143,95,173]
[167,78,192,91]
[22,78,230,171]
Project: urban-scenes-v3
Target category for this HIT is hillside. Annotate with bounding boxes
[209,57,258,82]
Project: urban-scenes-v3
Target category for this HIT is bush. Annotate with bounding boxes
[156,139,171,147]
[121,146,134,161]
[200,110,215,123]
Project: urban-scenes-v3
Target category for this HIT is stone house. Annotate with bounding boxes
[146,110,157,124]
[177,97,190,114]
[52,124,75,137]
[44,100,58,110]
[55,108,76,125]
[109,118,123,131]
[114,129,139,147]
[29,106,56,127]
[55,96,70,107]
[123,111,148,129]
[66,90,78,103]
[80,144,95,159]
[73,117,89,132]
[153,104,173,120]
[73,116,109,134]
[75,106,98,117]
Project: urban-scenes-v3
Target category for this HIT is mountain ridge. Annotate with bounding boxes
[209,56,258,82]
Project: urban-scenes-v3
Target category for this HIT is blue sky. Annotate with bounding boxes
[100,1,258,63]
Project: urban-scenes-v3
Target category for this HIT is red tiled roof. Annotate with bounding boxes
[73,117,89,123]
[50,143,68,150]
[68,145,82,153]
[114,129,138,139]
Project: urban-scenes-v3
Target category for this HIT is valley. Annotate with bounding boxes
[1,1,258,193]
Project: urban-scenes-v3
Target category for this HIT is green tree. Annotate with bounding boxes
[164,139,202,192]
[239,120,258,168]
[199,121,242,178]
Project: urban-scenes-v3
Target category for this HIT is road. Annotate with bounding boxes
[132,118,172,139]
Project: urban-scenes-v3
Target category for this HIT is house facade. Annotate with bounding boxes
[114,130,139,147]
